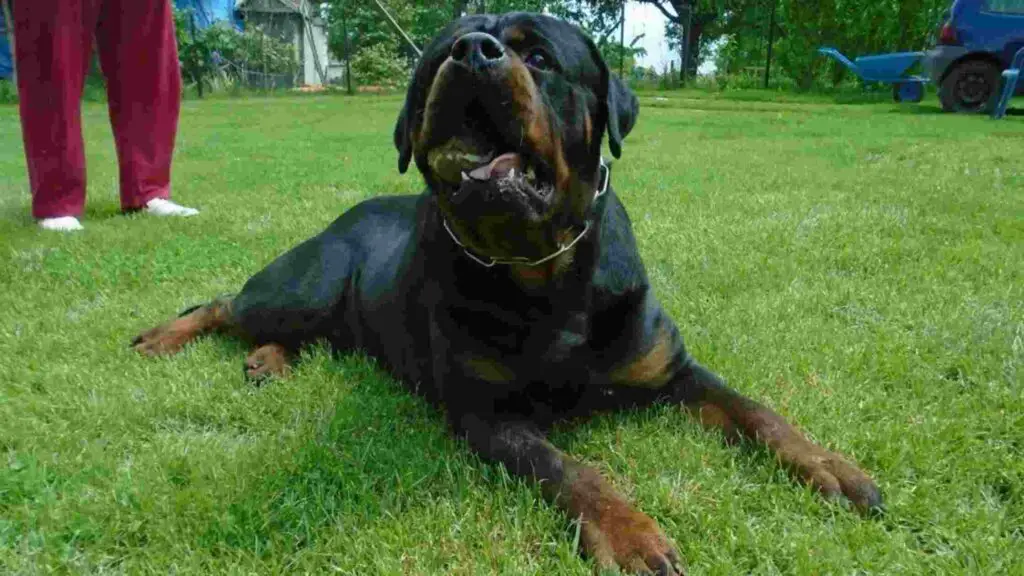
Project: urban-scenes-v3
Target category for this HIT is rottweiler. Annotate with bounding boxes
[133,12,881,574]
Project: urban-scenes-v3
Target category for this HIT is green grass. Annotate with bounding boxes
[1,92,1022,575]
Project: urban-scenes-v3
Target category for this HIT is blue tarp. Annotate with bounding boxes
[0,1,242,80]
[174,0,243,30]
[1,7,12,80]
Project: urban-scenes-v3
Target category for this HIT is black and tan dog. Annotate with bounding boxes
[133,13,881,574]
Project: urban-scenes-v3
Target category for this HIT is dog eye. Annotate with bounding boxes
[524,51,551,70]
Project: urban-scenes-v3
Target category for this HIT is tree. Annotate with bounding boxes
[598,34,648,78]
[173,8,299,96]
[326,0,565,64]
[453,0,469,19]
[771,0,948,90]
[322,0,954,93]
[633,0,730,82]
[323,0,567,88]
[706,0,949,90]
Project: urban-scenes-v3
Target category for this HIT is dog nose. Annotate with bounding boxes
[450,32,506,69]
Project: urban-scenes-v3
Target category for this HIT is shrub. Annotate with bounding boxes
[350,43,409,89]
[173,8,298,95]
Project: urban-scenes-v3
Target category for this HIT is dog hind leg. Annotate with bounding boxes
[131,296,236,356]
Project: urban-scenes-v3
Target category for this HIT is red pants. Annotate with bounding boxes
[13,0,181,218]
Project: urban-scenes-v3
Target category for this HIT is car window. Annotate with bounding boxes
[985,0,1024,13]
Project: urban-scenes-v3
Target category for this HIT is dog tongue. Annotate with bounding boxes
[468,152,522,180]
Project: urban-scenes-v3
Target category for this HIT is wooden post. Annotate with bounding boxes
[619,0,625,79]
[764,0,776,89]
[190,11,204,98]
[262,23,268,90]
[342,0,353,94]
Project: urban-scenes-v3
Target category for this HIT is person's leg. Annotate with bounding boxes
[95,0,196,216]
[13,0,99,226]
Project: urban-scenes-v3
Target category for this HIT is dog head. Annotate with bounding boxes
[393,13,638,266]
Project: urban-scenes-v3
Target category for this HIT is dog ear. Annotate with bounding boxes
[582,33,639,159]
[394,52,435,174]
[394,24,463,174]
[605,73,639,159]
[393,97,414,174]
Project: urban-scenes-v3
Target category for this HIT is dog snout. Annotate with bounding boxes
[450,32,506,71]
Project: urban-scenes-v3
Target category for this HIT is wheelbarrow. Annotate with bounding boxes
[817,47,928,103]
[992,45,1024,120]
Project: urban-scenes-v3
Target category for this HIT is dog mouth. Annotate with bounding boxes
[425,104,557,221]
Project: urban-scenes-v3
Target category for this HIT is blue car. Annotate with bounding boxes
[924,0,1024,112]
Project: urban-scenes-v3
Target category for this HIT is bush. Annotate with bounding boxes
[0,79,16,104]
[173,8,298,95]
[350,43,409,89]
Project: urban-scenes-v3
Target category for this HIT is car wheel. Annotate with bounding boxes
[939,59,1000,113]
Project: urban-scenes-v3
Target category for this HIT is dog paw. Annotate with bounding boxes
[243,344,291,383]
[581,505,685,575]
[131,321,191,356]
[793,449,883,515]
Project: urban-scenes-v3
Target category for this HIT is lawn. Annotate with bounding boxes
[0,91,1021,575]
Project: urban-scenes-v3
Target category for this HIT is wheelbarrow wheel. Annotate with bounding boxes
[892,82,924,103]
[939,60,1000,113]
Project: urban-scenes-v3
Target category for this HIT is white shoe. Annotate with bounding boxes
[145,198,199,217]
[38,216,84,231]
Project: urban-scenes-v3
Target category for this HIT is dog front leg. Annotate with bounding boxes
[673,361,883,514]
[243,343,292,382]
[456,414,685,575]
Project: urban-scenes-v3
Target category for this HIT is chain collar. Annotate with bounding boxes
[442,159,610,268]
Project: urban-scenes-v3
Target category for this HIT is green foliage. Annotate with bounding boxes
[314,0,958,93]
[0,79,15,104]
[325,0,452,62]
[173,8,298,95]
[228,26,300,76]
[174,9,221,93]
[773,0,837,90]
[711,0,950,90]
[323,0,608,88]
[598,34,648,78]
[606,0,950,89]
[657,1,720,72]
[351,42,411,88]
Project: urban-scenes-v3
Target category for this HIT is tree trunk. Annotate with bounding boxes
[830,63,845,87]
[679,43,686,82]
[679,4,690,83]
[800,68,814,91]
[688,21,703,78]
[764,0,776,89]
[342,2,353,94]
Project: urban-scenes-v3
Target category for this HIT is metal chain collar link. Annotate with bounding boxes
[443,159,610,268]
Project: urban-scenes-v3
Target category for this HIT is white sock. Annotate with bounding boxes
[145,198,199,217]
[38,216,85,231]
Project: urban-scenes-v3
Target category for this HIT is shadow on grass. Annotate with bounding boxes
[898,104,1024,117]
[185,354,485,557]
